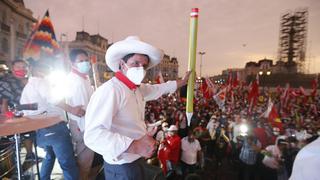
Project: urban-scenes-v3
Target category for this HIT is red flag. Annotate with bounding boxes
[213,88,226,110]
[263,100,283,131]
[248,75,259,111]
[205,77,217,95]
[269,105,283,131]
[280,83,290,109]
[232,71,240,88]
[201,78,213,99]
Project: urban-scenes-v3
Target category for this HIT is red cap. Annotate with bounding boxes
[192,8,199,12]
[190,8,199,17]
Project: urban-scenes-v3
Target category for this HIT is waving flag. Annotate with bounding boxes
[280,83,290,109]
[199,78,213,100]
[262,99,283,131]
[233,71,240,88]
[23,10,61,63]
[205,77,217,95]
[248,74,259,112]
[213,88,226,110]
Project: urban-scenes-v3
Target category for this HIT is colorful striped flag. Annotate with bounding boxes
[23,10,61,64]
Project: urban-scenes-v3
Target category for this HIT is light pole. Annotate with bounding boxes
[60,33,68,43]
[198,51,205,78]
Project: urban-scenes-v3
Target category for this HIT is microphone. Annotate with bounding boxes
[15,103,38,111]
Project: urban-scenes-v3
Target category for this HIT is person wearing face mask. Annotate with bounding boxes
[158,125,181,177]
[65,49,94,180]
[0,59,35,160]
[0,60,28,113]
[84,36,191,180]
[20,61,81,179]
[156,122,169,142]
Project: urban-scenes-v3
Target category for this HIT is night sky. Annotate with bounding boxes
[24,0,320,76]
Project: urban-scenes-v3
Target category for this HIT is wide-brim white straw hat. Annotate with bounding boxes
[105,36,164,72]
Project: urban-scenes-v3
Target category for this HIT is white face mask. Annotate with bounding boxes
[125,64,146,85]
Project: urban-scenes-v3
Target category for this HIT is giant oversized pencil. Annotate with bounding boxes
[186,8,199,126]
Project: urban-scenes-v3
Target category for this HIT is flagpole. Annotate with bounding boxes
[91,55,100,89]
[186,8,199,126]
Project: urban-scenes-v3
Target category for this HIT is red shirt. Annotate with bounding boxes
[164,134,181,164]
[254,127,268,148]
[158,134,181,174]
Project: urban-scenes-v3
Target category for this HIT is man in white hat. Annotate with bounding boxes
[65,48,94,179]
[84,36,190,180]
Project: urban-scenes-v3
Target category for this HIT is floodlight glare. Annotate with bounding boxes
[240,124,249,136]
[47,70,68,102]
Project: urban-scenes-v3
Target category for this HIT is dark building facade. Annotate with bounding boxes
[145,54,179,83]
[0,0,36,68]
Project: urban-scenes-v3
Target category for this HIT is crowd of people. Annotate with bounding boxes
[144,78,320,180]
[0,35,319,180]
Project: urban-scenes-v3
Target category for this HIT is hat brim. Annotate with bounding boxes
[105,37,164,72]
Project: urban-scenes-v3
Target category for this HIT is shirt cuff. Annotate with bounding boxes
[113,136,135,161]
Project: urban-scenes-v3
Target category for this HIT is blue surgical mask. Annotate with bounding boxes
[76,61,91,74]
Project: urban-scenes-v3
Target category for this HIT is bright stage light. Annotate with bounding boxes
[47,70,68,102]
[240,124,249,136]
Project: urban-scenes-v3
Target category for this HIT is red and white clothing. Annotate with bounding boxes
[158,134,181,174]
[84,72,177,165]
[65,69,94,178]
[262,145,282,169]
[66,69,93,132]
[181,137,201,165]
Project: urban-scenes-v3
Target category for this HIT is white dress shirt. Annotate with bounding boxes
[20,77,66,120]
[181,137,201,165]
[84,77,177,164]
[65,72,93,132]
[290,137,320,180]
